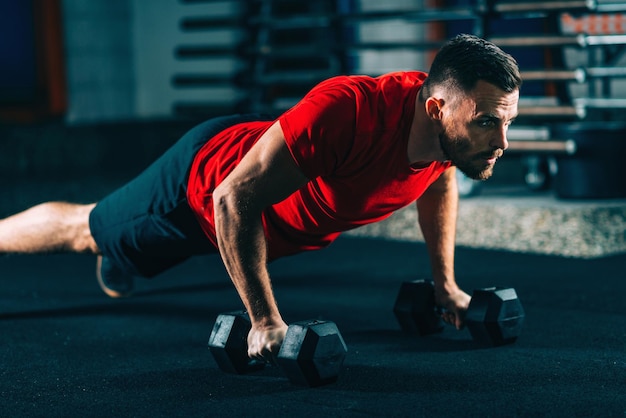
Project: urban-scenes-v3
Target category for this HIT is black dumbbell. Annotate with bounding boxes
[208,311,348,387]
[393,279,525,346]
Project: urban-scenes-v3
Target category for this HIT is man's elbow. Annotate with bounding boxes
[213,183,238,223]
[213,182,263,224]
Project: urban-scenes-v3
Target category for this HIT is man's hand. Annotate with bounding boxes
[434,286,471,330]
[247,320,289,362]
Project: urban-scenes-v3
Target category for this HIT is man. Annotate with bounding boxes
[0,34,521,362]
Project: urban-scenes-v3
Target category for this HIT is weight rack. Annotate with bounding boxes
[173,0,626,193]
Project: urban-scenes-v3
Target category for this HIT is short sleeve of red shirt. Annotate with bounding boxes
[278,77,359,179]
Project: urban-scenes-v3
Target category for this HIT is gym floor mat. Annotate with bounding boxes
[1,237,624,417]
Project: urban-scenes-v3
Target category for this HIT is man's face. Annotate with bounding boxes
[438,81,519,180]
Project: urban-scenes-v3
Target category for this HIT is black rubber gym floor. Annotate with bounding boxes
[1,237,624,417]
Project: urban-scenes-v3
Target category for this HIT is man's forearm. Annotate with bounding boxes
[213,191,282,327]
[416,170,459,290]
[417,169,471,328]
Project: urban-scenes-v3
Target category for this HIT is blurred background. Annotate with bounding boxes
[1,0,626,198]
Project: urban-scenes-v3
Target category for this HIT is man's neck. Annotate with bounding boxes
[407,98,447,165]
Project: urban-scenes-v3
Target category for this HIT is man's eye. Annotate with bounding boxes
[478,119,496,127]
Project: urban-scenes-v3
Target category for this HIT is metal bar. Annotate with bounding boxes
[521,69,586,82]
[181,7,479,31]
[595,1,626,12]
[517,105,586,118]
[493,0,595,13]
[172,102,240,117]
[575,97,626,108]
[519,66,626,83]
[172,74,235,87]
[585,35,626,46]
[507,140,577,155]
[254,71,334,86]
[180,0,333,3]
[343,8,478,23]
[343,40,444,51]
[175,45,238,58]
[585,66,626,78]
[179,0,247,3]
[251,15,331,29]
[244,45,334,58]
[180,16,242,30]
[254,9,477,28]
[507,127,551,141]
[491,34,626,48]
[489,34,585,47]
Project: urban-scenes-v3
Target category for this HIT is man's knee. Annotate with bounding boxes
[72,203,100,254]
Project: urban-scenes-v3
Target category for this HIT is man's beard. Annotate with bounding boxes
[439,132,499,181]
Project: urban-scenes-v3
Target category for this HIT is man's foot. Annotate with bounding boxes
[96,255,134,298]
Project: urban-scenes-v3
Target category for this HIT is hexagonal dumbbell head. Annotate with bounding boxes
[208,311,265,374]
[465,287,525,347]
[393,280,444,335]
[276,320,348,387]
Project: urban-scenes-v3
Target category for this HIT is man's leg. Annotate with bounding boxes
[0,202,98,254]
[0,201,134,298]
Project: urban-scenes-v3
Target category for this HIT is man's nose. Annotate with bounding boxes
[491,127,509,150]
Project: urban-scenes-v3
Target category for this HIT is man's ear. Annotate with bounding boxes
[425,97,444,121]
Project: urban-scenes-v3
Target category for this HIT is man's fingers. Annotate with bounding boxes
[247,321,288,362]
[248,342,278,363]
[441,311,464,329]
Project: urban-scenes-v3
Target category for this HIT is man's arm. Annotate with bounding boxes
[212,121,309,361]
[416,166,470,329]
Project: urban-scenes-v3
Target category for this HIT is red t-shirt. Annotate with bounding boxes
[187,71,452,260]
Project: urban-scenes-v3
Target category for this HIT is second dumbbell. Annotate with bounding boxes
[393,279,525,346]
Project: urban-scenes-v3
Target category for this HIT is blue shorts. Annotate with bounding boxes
[89,114,270,278]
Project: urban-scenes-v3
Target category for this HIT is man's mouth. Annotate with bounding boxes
[480,150,503,165]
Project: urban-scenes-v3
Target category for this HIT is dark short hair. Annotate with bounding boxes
[420,34,522,100]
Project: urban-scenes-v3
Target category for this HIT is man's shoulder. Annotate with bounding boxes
[315,71,427,89]
[375,71,428,87]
